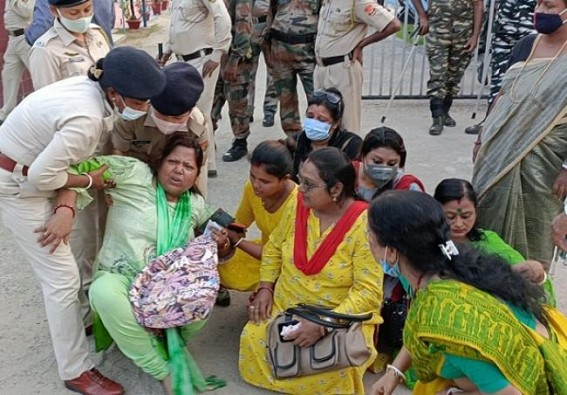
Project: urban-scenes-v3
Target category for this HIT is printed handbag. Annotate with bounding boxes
[267,304,373,378]
[129,235,220,329]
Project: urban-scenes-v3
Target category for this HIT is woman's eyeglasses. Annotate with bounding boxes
[312,90,341,105]
[297,175,326,192]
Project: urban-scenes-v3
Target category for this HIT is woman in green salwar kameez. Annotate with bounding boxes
[472,0,567,266]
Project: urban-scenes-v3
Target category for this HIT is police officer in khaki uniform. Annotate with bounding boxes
[112,62,211,196]
[160,0,231,177]
[28,0,110,90]
[314,0,400,134]
[0,0,35,124]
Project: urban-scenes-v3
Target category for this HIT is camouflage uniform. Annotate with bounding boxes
[247,0,278,122]
[488,0,535,104]
[215,0,254,161]
[426,0,476,101]
[268,0,319,139]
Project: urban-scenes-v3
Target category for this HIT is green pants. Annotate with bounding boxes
[90,271,208,380]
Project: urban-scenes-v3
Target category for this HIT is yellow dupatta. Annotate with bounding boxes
[404,280,567,394]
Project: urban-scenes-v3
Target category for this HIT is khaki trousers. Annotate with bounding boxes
[0,35,31,121]
[184,54,221,181]
[314,58,363,134]
[0,168,94,380]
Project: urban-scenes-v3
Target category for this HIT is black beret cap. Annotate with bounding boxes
[98,47,166,100]
[48,0,89,7]
[150,62,204,116]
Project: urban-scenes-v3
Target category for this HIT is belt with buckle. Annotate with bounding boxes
[270,29,316,45]
[178,47,213,62]
[7,28,25,37]
[318,52,354,67]
[0,153,28,176]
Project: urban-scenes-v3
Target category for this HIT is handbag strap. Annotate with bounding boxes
[298,304,373,322]
[286,306,352,329]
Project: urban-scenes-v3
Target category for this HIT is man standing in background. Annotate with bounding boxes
[0,0,35,124]
[159,0,231,177]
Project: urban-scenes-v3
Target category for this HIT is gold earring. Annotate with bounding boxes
[332,196,338,202]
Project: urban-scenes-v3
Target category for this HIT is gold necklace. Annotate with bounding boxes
[509,35,567,103]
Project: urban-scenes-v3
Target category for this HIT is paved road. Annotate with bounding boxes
[0,13,565,395]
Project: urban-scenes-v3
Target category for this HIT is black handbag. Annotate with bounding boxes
[377,295,408,352]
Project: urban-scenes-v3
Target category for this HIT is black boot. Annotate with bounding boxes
[222,138,248,162]
[429,98,445,136]
[443,96,456,127]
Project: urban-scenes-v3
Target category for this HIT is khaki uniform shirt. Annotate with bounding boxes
[29,19,110,90]
[4,0,34,30]
[167,0,232,63]
[111,107,209,164]
[315,0,395,58]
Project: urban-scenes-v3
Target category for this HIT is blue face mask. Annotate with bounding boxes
[380,250,414,297]
[115,95,147,121]
[534,9,567,34]
[357,185,378,202]
[303,117,331,141]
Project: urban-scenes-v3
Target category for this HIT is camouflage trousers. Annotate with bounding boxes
[270,39,315,137]
[211,58,253,140]
[426,21,473,99]
[248,23,278,118]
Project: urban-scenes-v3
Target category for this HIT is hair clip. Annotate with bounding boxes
[439,240,459,261]
[89,65,103,80]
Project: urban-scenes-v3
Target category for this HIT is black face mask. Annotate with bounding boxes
[534,9,567,34]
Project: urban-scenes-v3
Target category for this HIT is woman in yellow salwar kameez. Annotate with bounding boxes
[239,147,383,394]
[368,191,567,395]
[472,0,567,266]
[217,141,297,304]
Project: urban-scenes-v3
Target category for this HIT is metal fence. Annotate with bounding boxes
[362,0,495,99]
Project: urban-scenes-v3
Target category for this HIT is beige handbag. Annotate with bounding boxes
[267,304,372,379]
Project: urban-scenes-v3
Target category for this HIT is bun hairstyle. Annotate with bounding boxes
[368,190,547,323]
[88,58,104,81]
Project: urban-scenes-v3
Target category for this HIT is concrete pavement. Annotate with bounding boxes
[0,13,565,395]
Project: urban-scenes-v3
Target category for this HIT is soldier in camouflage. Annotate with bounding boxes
[247,0,278,127]
[266,0,319,146]
[412,0,484,135]
[218,0,255,162]
[465,0,536,135]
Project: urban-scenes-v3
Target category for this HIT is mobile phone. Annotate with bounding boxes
[277,320,299,343]
[227,222,247,234]
[158,43,163,60]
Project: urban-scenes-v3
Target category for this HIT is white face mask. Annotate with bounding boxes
[57,10,93,34]
[150,108,188,135]
[115,95,147,121]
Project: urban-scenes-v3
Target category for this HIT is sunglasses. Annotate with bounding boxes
[312,90,341,105]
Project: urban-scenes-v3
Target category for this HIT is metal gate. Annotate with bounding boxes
[362,0,495,99]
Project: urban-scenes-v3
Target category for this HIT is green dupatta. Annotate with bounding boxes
[156,184,225,395]
[403,280,567,394]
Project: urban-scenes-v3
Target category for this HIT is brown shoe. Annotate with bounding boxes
[64,369,124,395]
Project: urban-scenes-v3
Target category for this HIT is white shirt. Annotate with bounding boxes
[167,0,232,62]
[0,76,114,191]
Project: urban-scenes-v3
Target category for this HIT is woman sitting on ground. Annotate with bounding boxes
[355,126,424,202]
[434,178,556,304]
[216,140,298,306]
[293,88,362,180]
[240,147,382,394]
[83,134,232,394]
[369,191,567,395]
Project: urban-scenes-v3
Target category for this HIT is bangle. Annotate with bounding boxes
[386,364,406,383]
[256,285,274,295]
[562,161,567,171]
[82,173,93,189]
[537,271,548,286]
[446,388,464,394]
[233,237,244,248]
[53,204,76,218]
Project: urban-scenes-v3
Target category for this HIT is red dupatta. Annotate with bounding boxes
[293,193,368,275]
